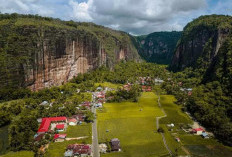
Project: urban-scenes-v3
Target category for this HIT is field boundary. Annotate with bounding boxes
[156,94,173,156]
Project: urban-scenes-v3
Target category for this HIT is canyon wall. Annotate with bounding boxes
[0,15,140,91]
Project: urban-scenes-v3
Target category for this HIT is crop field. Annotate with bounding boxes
[97,92,169,157]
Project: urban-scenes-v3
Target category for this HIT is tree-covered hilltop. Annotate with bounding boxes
[0,13,140,91]
[166,15,232,146]
[136,31,182,64]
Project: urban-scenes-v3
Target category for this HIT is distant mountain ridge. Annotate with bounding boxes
[136,31,182,64]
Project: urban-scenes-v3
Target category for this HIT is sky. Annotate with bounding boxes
[0,0,231,35]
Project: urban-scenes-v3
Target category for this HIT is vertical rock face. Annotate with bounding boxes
[170,15,232,72]
[0,16,140,91]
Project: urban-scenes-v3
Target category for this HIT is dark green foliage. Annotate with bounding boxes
[107,84,141,102]
[9,112,38,151]
[137,31,182,64]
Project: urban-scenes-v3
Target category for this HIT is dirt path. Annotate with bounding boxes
[156,95,173,156]
[66,136,89,141]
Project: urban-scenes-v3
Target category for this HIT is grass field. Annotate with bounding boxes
[97,92,169,157]
[44,123,92,157]
[0,151,34,157]
[159,95,192,125]
[95,82,122,89]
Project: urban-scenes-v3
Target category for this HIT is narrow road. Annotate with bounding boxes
[156,95,173,156]
[92,97,100,157]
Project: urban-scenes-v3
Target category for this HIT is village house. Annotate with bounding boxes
[79,102,91,110]
[65,144,91,157]
[68,118,78,126]
[37,117,67,134]
[110,138,121,151]
[54,134,67,142]
[192,128,204,135]
[56,124,66,132]
[142,85,152,92]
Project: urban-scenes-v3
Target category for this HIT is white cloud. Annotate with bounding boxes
[69,0,92,22]
[2,0,230,35]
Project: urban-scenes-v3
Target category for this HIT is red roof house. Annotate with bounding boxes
[37,117,67,133]
[192,128,204,135]
[56,124,65,130]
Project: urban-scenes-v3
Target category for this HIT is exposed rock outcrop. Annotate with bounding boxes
[170,15,232,71]
[0,15,140,91]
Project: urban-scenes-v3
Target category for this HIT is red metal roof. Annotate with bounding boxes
[193,128,204,132]
[54,134,67,139]
[37,117,67,133]
[56,124,65,129]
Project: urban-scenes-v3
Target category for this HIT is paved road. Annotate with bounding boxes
[92,97,100,157]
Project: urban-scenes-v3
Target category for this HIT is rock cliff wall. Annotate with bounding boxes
[0,15,140,91]
[170,15,232,72]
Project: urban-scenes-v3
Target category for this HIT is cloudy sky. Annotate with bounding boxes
[0,0,231,35]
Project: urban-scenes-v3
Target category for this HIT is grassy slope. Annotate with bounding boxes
[97,92,168,157]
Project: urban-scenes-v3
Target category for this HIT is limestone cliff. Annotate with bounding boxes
[0,14,140,91]
[170,15,232,72]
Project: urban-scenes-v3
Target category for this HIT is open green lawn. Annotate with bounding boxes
[159,95,192,125]
[62,123,92,139]
[97,92,168,157]
[0,151,34,157]
[95,82,122,89]
[45,123,92,157]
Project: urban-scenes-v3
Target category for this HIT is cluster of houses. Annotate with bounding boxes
[35,115,86,143]
[99,138,121,154]
[141,85,152,92]
[64,144,91,157]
